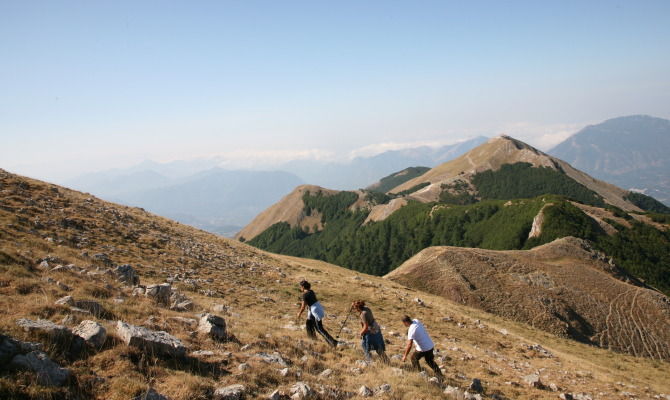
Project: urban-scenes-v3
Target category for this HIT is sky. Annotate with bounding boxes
[2,0,670,182]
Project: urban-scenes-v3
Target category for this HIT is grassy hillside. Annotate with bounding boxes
[250,188,670,294]
[367,166,430,194]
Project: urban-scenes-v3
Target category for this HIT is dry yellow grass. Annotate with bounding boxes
[1,168,669,400]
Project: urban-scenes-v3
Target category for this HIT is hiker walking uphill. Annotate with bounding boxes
[296,280,338,347]
[402,315,444,381]
[352,300,389,363]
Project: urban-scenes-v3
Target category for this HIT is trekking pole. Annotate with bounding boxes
[335,305,353,339]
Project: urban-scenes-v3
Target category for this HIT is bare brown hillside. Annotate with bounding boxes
[2,168,670,399]
[390,136,642,211]
[235,185,336,241]
[386,237,670,360]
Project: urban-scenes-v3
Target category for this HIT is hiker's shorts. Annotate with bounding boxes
[362,331,385,353]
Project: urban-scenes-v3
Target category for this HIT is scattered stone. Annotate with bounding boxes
[213,304,228,312]
[198,313,227,340]
[116,321,186,358]
[572,394,592,400]
[414,297,425,306]
[279,367,290,377]
[146,283,172,305]
[255,352,288,367]
[238,362,250,371]
[464,392,483,400]
[350,368,362,375]
[391,367,404,376]
[469,378,483,393]
[355,360,368,368]
[358,386,373,397]
[60,315,77,325]
[132,388,170,400]
[214,384,246,400]
[549,383,560,392]
[55,296,75,306]
[56,281,72,291]
[17,318,71,339]
[268,390,284,400]
[319,368,333,378]
[191,350,215,357]
[428,377,440,385]
[73,320,107,348]
[374,384,391,396]
[170,300,194,312]
[444,385,465,397]
[0,335,41,364]
[132,286,146,296]
[38,260,50,270]
[523,373,543,388]
[559,394,574,400]
[290,382,313,399]
[10,350,70,386]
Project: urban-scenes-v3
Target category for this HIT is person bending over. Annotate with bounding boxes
[401,315,444,380]
[297,280,337,347]
[352,300,389,363]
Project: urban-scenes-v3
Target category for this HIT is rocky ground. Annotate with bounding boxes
[1,168,669,400]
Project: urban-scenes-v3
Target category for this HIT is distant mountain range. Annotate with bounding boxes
[278,137,489,190]
[64,137,487,236]
[549,115,670,205]
[66,168,304,237]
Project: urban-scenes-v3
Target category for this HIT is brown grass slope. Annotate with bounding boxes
[390,136,642,212]
[235,185,337,241]
[386,237,670,361]
[1,168,670,400]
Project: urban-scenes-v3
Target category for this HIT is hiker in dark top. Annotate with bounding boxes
[352,300,389,363]
[296,280,337,347]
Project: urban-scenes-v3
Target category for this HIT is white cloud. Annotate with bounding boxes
[346,137,480,159]
[212,148,336,169]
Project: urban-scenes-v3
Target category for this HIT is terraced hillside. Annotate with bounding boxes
[2,169,670,399]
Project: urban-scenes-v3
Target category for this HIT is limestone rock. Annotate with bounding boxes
[358,386,373,397]
[444,385,465,397]
[132,388,170,400]
[198,313,226,340]
[214,384,246,400]
[72,320,107,348]
[290,382,313,399]
[523,373,543,388]
[16,318,73,340]
[374,384,391,396]
[146,283,172,305]
[255,351,288,367]
[116,321,186,357]
[112,264,139,285]
[55,296,75,306]
[10,351,70,386]
[318,368,333,378]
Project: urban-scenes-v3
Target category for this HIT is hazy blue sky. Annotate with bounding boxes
[2,1,669,181]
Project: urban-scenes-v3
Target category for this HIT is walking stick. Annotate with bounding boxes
[336,305,353,339]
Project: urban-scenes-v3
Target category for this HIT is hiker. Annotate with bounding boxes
[296,280,338,347]
[352,300,389,363]
[401,315,444,380]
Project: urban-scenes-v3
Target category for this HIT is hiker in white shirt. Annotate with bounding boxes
[401,315,444,381]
